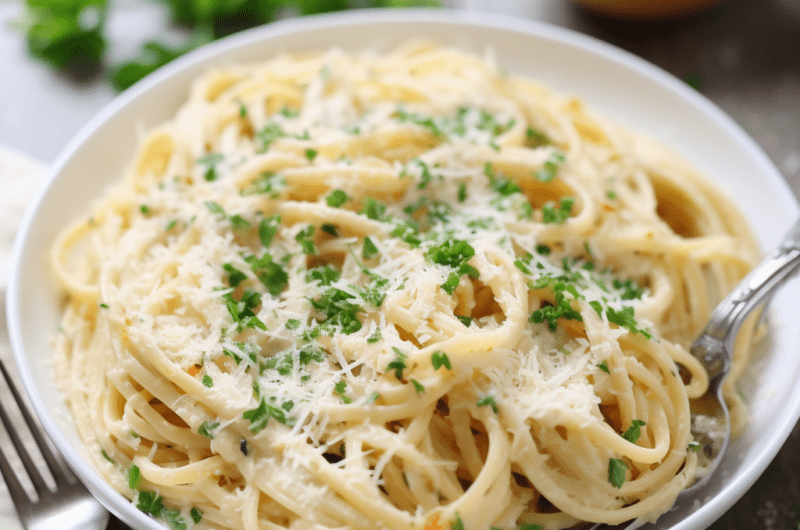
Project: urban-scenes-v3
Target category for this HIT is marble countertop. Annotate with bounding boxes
[1,0,799,528]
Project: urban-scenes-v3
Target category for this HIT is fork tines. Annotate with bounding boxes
[0,359,73,506]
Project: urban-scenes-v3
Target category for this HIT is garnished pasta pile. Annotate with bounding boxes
[52,41,761,530]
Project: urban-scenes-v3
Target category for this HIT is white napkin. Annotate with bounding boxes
[0,147,47,292]
[0,146,47,530]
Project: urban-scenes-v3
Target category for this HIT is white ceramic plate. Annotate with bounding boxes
[8,8,800,530]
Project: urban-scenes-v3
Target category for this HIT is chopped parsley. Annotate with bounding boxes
[321,223,338,236]
[201,374,214,388]
[242,171,285,198]
[474,109,515,138]
[197,420,219,439]
[136,490,187,530]
[362,237,379,260]
[590,302,652,339]
[127,464,141,490]
[326,189,350,208]
[425,239,480,295]
[310,287,362,334]
[597,360,610,374]
[387,347,408,380]
[197,152,223,181]
[204,200,225,216]
[389,220,422,248]
[190,508,203,524]
[354,277,389,309]
[229,214,250,230]
[100,448,114,463]
[529,282,582,331]
[306,265,341,286]
[256,122,286,152]
[542,197,574,225]
[488,168,522,197]
[431,350,452,371]
[411,159,434,190]
[242,397,296,433]
[608,458,628,488]
[334,380,352,404]
[613,278,645,300]
[223,263,247,287]
[258,214,281,247]
[394,107,444,138]
[360,197,387,221]
[525,125,551,148]
[295,225,316,254]
[305,148,318,162]
[245,252,288,296]
[204,201,251,230]
[533,151,566,182]
[367,328,383,344]
[222,288,266,332]
[411,379,425,394]
[477,395,499,414]
[622,419,646,444]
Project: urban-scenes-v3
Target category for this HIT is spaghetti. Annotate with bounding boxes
[51,41,761,529]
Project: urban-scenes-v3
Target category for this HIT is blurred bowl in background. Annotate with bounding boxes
[573,0,723,18]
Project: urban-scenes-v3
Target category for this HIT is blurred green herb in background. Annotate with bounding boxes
[20,0,440,91]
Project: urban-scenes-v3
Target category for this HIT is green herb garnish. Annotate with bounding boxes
[362,237,379,260]
[387,347,408,380]
[334,380,352,404]
[608,458,627,488]
[197,420,219,439]
[431,350,451,371]
[326,189,350,208]
[542,197,574,225]
[477,395,499,414]
[295,225,316,254]
[128,464,141,490]
[243,397,296,433]
[622,419,646,444]
[425,239,479,295]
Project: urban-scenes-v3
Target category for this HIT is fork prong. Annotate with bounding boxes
[0,440,32,509]
[0,359,72,493]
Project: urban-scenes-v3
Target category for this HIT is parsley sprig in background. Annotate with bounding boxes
[19,0,439,91]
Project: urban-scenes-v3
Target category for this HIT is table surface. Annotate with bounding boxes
[2,0,800,528]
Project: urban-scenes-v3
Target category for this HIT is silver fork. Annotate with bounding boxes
[0,359,109,530]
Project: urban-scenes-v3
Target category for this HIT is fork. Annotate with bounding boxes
[0,358,109,530]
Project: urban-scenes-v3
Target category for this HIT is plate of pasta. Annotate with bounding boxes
[7,8,800,530]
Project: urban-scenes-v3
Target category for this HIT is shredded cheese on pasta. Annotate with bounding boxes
[52,41,761,530]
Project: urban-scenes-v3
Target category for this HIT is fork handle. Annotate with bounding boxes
[699,217,800,377]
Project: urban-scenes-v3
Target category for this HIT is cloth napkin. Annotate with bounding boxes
[0,146,48,530]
